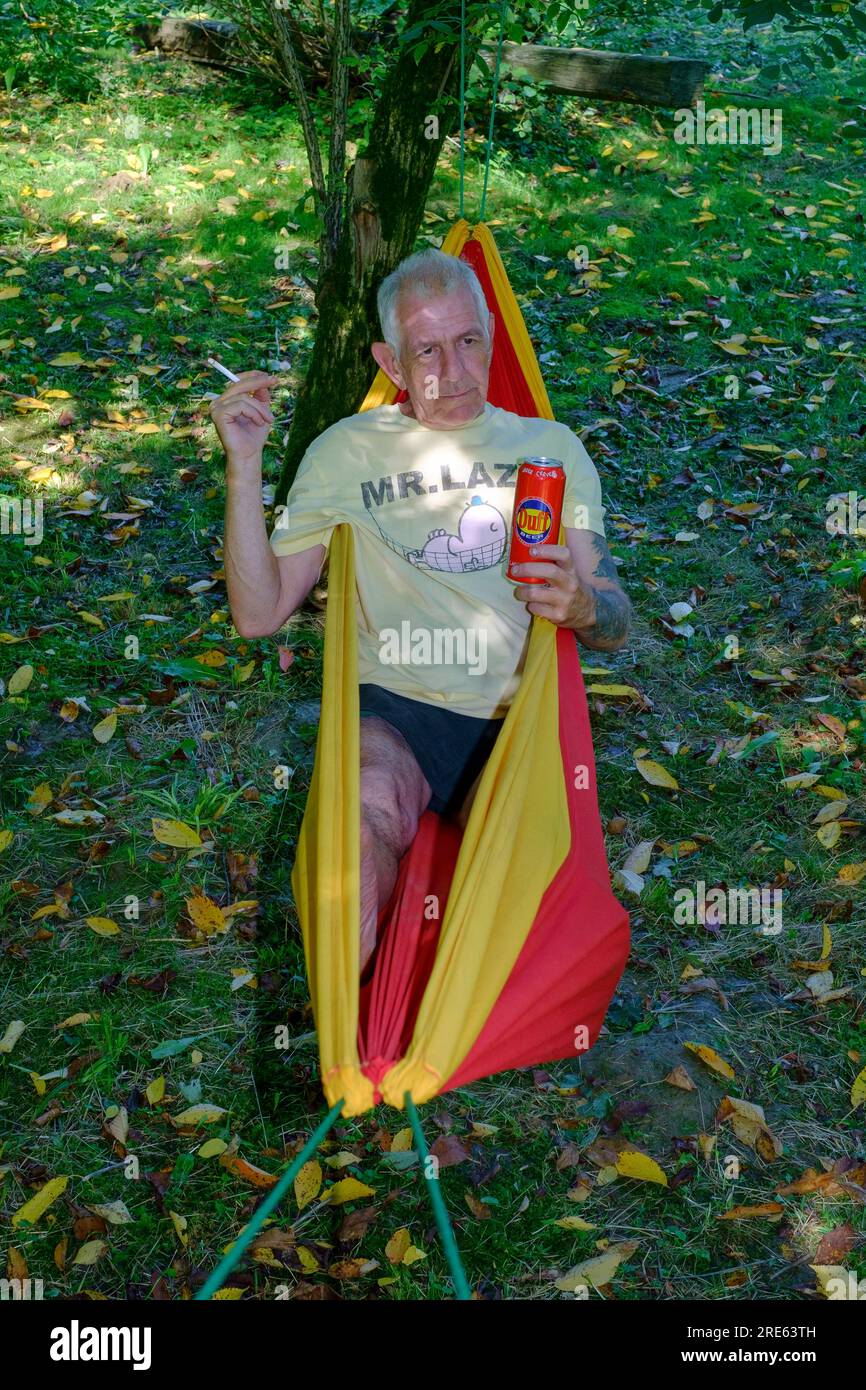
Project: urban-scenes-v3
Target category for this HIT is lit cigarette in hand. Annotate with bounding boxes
[207,357,241,383]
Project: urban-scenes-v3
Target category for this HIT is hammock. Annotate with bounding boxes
[193,6,632,1301]
[292,219,630,1121]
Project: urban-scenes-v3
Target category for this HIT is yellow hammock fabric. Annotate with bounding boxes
[290,221,628,1118]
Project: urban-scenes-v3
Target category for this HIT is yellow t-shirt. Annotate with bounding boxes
[269,399,607,718]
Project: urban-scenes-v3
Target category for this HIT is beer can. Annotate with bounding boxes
[506,457,565,582]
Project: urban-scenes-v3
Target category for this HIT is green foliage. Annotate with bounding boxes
[701,0,866,75]
[0,0,159,99]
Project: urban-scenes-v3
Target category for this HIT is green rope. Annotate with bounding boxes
[457,0,510,224]
[479,0,510,223]
[194,1099,345,1300]
[404,1091,472,1300]
[459,0,465,218]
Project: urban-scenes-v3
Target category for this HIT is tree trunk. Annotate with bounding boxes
[275,0,485,505]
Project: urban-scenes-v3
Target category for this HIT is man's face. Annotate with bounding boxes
[371,287,494,430]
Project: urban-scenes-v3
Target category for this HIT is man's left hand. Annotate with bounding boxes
[511,543,595,629]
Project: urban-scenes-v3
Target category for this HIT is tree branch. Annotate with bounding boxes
[269,1,327,212]
[324,0,351,267]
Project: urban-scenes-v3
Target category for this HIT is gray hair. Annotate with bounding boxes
[377,247,491,363]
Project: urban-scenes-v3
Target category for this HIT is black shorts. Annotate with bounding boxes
[358,683,505,817]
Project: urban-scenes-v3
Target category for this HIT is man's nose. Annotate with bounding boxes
[439,342,463,382]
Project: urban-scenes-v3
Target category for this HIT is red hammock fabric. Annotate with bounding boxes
[359,626,630,1097]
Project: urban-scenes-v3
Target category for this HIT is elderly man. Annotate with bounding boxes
[213,248,631,972]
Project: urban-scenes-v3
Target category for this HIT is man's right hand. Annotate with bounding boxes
[208,370,279,467]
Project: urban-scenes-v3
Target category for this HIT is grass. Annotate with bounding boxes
[0,14,865,1302]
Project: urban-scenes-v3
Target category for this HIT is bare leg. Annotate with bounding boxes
[359,716,431,973]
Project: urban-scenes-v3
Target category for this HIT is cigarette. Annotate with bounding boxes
[207,357,240,383]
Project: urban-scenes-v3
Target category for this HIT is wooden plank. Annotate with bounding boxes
[478,41,709,109]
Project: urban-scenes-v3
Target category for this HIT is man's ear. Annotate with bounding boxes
[487,309,495,353]
[371,341,406,390]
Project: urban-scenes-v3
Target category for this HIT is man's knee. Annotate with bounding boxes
[360,764,422,857]
[359,717,430,855]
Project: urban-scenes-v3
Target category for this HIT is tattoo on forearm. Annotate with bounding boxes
[590,534,620,583]
[589,587,631,645]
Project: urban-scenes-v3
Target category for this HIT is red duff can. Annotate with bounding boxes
[506,457,565,583]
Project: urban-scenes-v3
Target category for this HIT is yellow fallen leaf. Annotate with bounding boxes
[0,828,13,854]
[198,1138,228,1159]
[92,713,117,744]
[391,1128,414,1152]
[294,1159,322,1211]
[12,1175,68,1227]
[716,1096,782,1159]
[169,1210,188,1247]
[816,821,841,849]
[555,1242,636,1292]
[106,1107,128,1145]
[851,1065,866,1109]
[553,1216,597,1231]
[145,1076,165,1105]
[385,1227,411,1263]
[76,611,105,629]
[186,893,225,934]
[615,1148,668,1186]
[0,1019,26,1053]
[635,758,679,791]
[26,782,53,816]
[53,809,105,826]
[7,663,34,694]
[49,352,85,366]
[586,684,642,699]
[324,1177,376,1206]
[88,1200,133,1226]
[684,1041,736,1079]
[173,1104,226,1126]
[86,916,120,936]
[152,818,202,848]
[73,1239,108,1265]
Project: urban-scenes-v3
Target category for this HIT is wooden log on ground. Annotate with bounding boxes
[478,40,709,109]
[132,17,239,66]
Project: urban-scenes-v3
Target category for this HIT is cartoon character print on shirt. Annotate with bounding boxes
[409,497,507,572]
[363,494,508,573]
